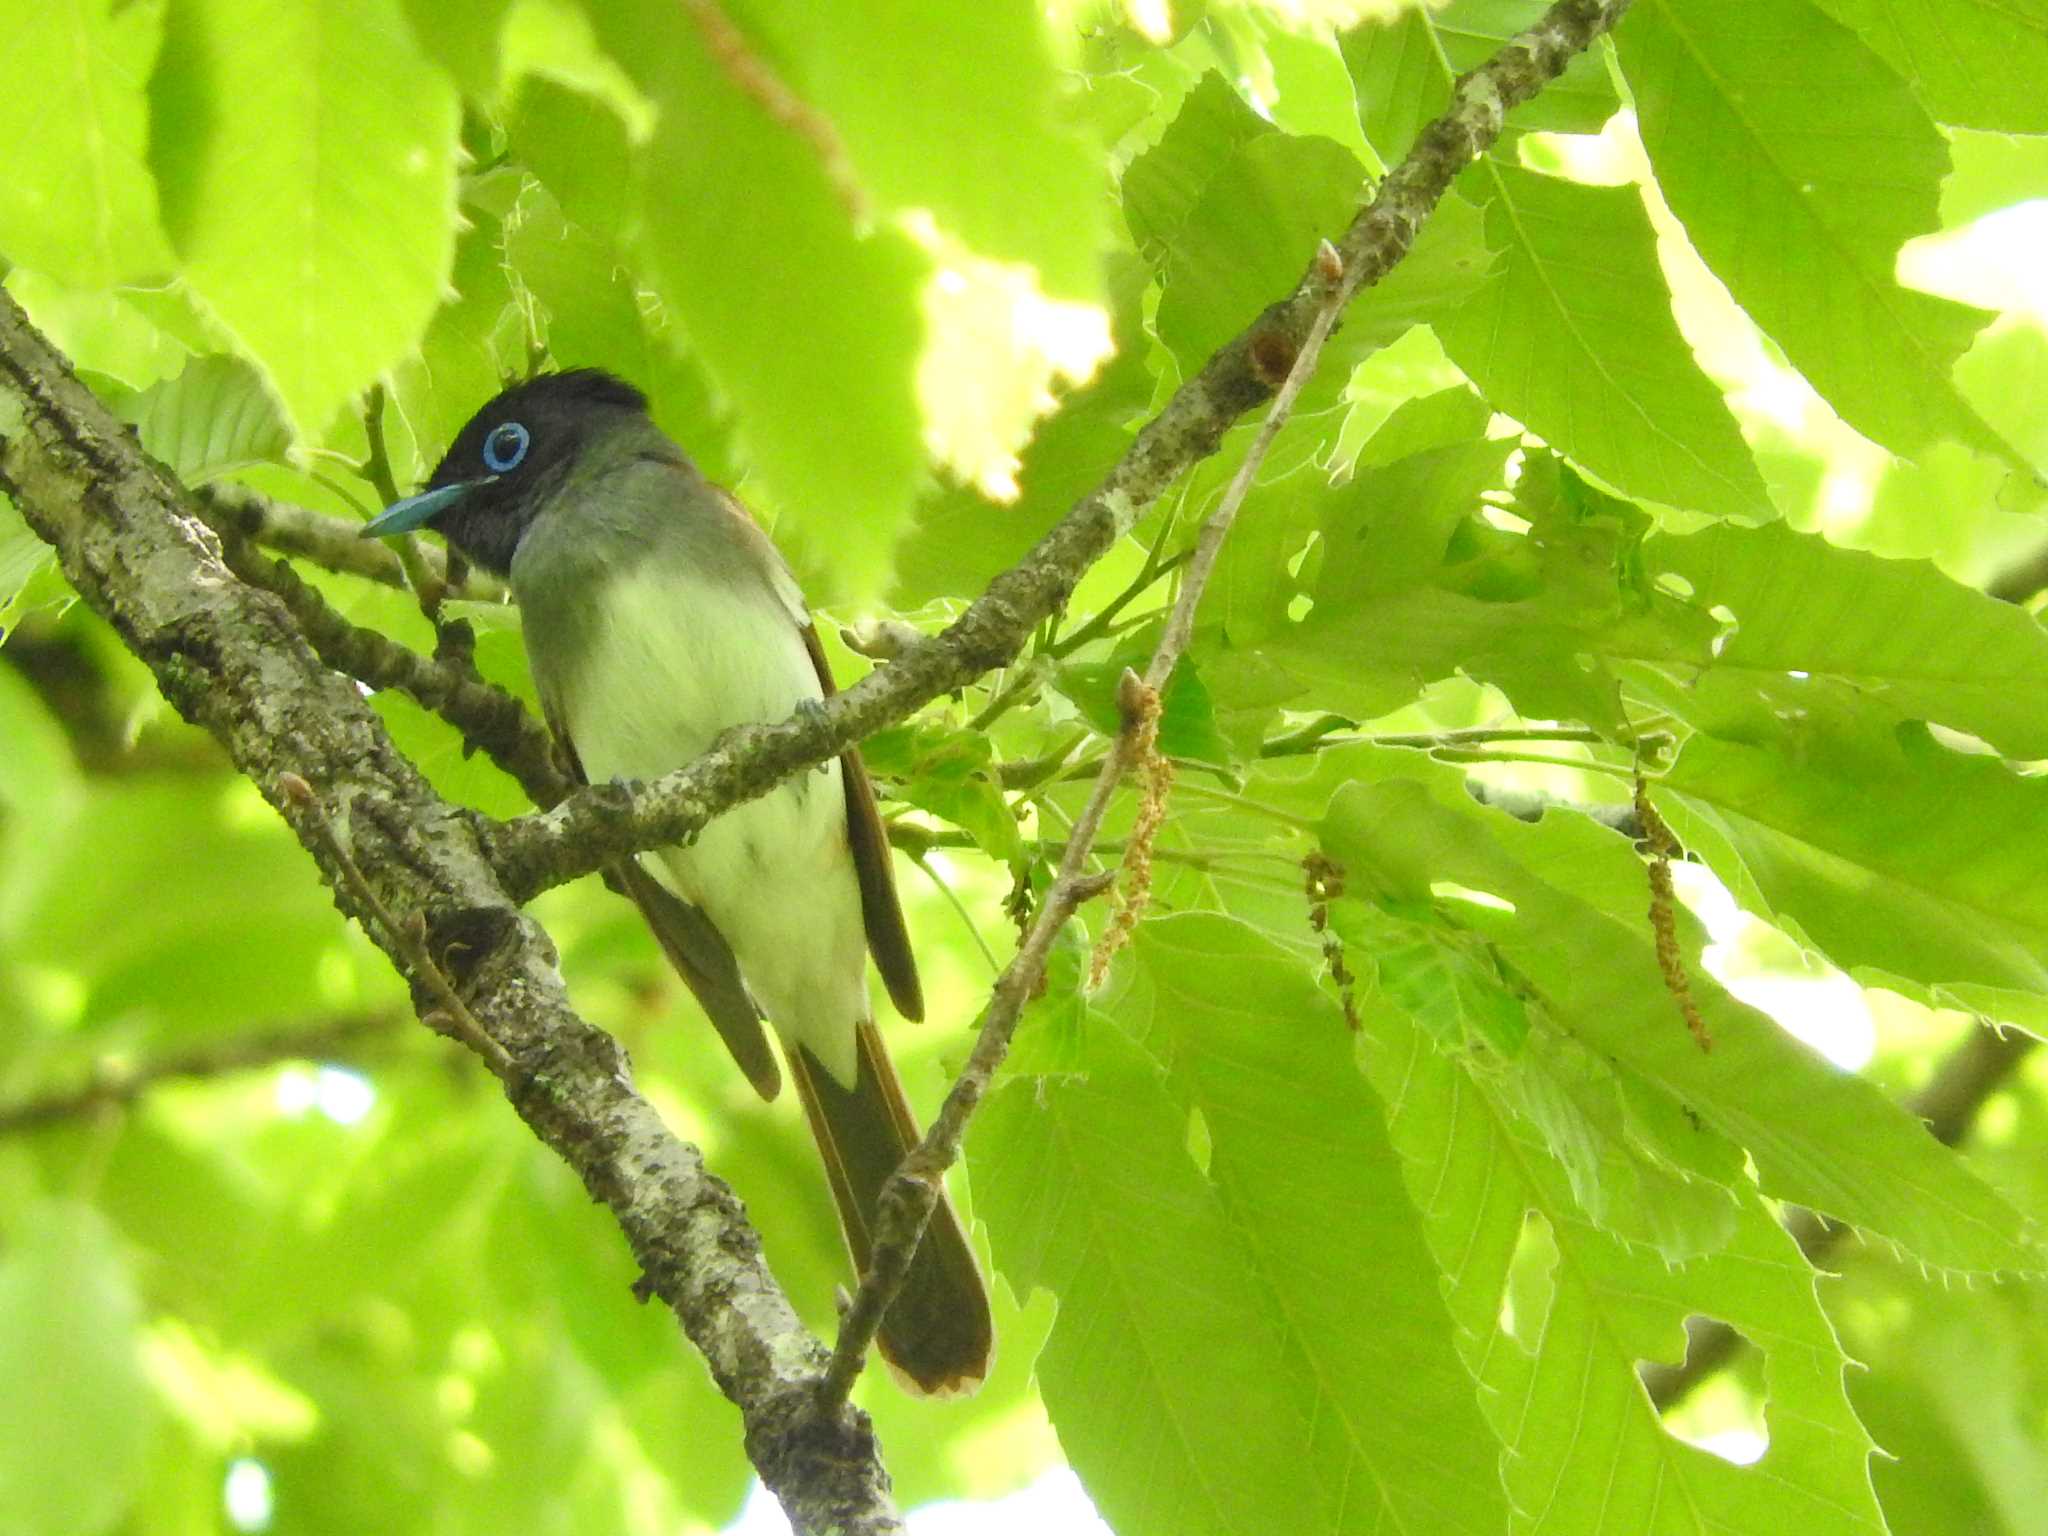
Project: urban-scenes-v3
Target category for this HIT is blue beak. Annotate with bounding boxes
[360,480,488,538]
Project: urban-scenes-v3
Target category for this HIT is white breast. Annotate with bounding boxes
[553,560,869,1084]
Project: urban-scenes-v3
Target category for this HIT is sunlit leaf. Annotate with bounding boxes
[150,0,460,437]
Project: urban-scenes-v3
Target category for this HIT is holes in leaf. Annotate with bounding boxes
[1431,881,1516,915]
[1637,1315,1770,1465]
[1185,1105,1212,1177]
[1499,1210,1558,1352]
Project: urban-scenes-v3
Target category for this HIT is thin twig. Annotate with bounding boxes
[359,384,448,618]
[194,484,510,603]
[815,242,1353,1413]
[277,773,518,1081]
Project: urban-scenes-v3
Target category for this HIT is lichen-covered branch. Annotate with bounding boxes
[0,293,905,1536]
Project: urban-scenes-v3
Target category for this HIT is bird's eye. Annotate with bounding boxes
[483,421,530,474]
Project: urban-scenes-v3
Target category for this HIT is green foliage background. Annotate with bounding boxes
[3,0,2048,1532]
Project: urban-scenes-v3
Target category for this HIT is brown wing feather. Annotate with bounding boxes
[543,694,781,1099]
[799,624,925,1023]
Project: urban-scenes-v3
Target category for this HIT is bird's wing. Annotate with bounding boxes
[799,622,926,1024]
[709,484,926,1024]
[542,690,783,1099]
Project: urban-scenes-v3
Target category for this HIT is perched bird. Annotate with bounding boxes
[364,369,992,1395]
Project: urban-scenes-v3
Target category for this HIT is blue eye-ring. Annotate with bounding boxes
[483,420,530,474]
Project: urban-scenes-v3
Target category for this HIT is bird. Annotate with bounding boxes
[363,368,992,1395]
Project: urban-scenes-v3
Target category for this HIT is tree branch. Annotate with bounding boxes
[480,0,1639,907]
[213,530,570,807]
[0,292,906,1536]
[0,1013,404,1135]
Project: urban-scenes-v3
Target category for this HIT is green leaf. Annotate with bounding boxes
[1122,72,1273,264]
[1248,445,1716,731]
[1053,649,1237,768]
[385,193,525,482]
[1340,0,1620,161]
[0,1202,155,1536]
[1337,900,1745,1260]
[866,720,1025,865]
[0,0,174,286]
[1659,719,2048,1011]
[501,184,737,486]
[149,0,461,437]
[739,0,1107,300]
[1,777,360,1041]
[1437,160,1774,520]
[1812,0,2048,134]
[588,0,926,605]
[1646,520,2048,760]
[974,1025,1426,1536]
[1616,0,2023,470]
[1358,1009,1888,1536]
[1155,131,1365,376]
[398,0,512,100]
[1318,752,2039,1275]
[506,75,638,244]
[114,354,291,482]
[1131,915,1514,1534]
[0,499,61,641]
[891,253,1153,610]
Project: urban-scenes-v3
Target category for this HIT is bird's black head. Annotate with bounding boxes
[362,369,654,575]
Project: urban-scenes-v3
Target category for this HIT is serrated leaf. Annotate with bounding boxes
[506,74,638,244]
[1122,72,1273,263]
[1358,1009,1887,1535]
[1646,520,2048,760]
[588,0,926,606]
[1129,915,1514,1535]
[1318,751,2039,1275]
[115,354,290,482]
[1054,650,1237,767]
[1155,130,1367,375]
[891,253,1154,609]
[149,0,460,437]
[975,986,1508,1536]
[0,0,174,286]
[1812,0,2048,134]
[386,198,525,483]
[1437,160,1774,520]
[1659,719,2048,1009]
[501,183,737,486]
[973,1029,1334,1536]
[1248,446,1716,730]
[1616,0,2024,470]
